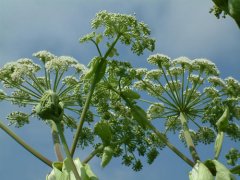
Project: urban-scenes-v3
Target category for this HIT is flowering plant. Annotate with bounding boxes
[0,11,239,180]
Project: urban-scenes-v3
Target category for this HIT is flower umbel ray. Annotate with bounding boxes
[0,51,87,128]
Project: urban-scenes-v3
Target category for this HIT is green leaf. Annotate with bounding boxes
[94,120,112,145]
[189,161,214,180]
[95,34,103,44]
[121,89,140,99]
[212,160,236,180]
[214,131,224,159]
[230,165,240,175]
[46,158,98,180]
[130,105,149,129]
[216,106,229,131]
[228,0,240,28]
[84,57,101,80]
[101,146,114,168]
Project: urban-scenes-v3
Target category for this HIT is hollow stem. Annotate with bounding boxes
[0,121,52,167]
[56,122,81,180]
[50,120,64,161]
[179,112,200,163]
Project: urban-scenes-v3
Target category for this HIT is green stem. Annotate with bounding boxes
[50,121,64,161]
[119,96,195,167]
[179,112,200,163]
[82,145,104,164]
[0,121,52,167]
[56,122,81,180]
[70,34,121,157]
[142,115,195,167]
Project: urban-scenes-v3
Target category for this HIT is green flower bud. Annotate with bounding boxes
[101,146,114,168]
[35,90,63,122]
[214,132,224,160]
[216,106,229,131]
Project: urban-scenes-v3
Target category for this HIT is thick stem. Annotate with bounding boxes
[56,122,81,180]
[70,35,121,157]
[179,112,200,163]
[0,121,52,167]
[50,121,64,161]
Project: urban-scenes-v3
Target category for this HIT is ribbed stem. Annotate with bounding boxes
[179,112,200,163]
[56,122,81,180]
[50,121,64,161]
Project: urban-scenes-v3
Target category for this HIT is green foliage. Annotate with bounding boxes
[210,0,240,28]
[46,158,98,180]
[0,10,239,180]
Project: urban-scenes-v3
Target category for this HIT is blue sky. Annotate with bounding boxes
[0,0,240,180]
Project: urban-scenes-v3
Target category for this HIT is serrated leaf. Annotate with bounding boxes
[189,161,214,180]
[214,132,224,159]
[101,146,114,168]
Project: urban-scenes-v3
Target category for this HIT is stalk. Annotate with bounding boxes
[82,145,104,164]
[70,34,121,156]
[0,121,52,167]
[145,120,195,167]
[179,112,200,163]
[50,121,64,161]
[56,122,81,180]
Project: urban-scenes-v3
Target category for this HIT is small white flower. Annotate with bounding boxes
[172,56,192,67]
[135,68,148,78]
[145,69,162,80]
[147,54,171,67]
[208,76,225,87]
[45,56,78,72]
[168,67,184,77]
[204,87,219,98]
[33,50,56,63]
[147,103,164,119]
[188,74,204,85]
[192,58,219,76]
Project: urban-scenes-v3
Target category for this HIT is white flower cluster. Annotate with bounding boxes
[188,74,204,85]
[168,67,184,77]
[33,50,56,63]
[147,54,171,67]
[147,103,164,120]
[45,56,78,72]
[208,76,225,87]
[0,59,41,86]
[192,58,219,76]
[204,87,219,98]
[134,68,148,79]
[145,69,162,80]
[172,56,192,68]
